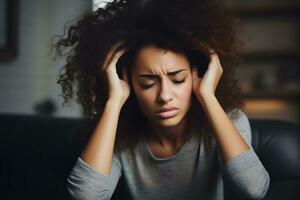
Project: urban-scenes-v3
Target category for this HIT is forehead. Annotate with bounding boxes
[133,47,190,73]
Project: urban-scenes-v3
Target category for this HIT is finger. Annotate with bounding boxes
[208,53,220,69]
[106,49,127,70]
[192,67,198,80]
[111,49,126,65]
[122,67,129,82]
[199,43,219,64]
[103,41,127,69]
[103,46,119,68]
[192,69,201,93]
[200,43,215,54]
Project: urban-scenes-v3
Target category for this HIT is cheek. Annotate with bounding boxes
[175,80,193,107]
[132,84,155,108]
[138,92,155,106]
[133,90,157,119]
[177,79,193,96]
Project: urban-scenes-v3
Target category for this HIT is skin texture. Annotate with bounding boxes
[80,43,129,175]
[131,46,193,151]
[130,46,250,161]
[80,44,250,175]
[55,0,245,135]
[55,0,250,177]
[192,48,250,163]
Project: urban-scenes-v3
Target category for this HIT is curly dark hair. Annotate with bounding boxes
[52,0,245,154]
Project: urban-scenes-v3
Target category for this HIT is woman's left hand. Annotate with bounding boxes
[192,49,223,103]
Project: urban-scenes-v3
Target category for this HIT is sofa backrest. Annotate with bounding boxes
[0,114,93,200]
[1,114,300,200]
[224,119,300,200]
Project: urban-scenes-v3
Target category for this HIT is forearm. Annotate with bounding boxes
[199,95,250,163]
[80,98,122,175]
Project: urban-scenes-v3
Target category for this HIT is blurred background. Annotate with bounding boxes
[0,0,299,124]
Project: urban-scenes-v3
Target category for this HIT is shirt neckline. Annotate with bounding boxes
[142,129,197,161]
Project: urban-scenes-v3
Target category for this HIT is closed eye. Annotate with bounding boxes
[140,83,155,89]
[173,79,186,84]
[141,79,186,89]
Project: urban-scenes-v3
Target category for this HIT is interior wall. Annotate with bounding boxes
[0,0,91,118]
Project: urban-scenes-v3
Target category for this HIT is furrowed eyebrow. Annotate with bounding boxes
[138,69,187,78]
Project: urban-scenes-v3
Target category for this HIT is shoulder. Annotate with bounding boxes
[226,108,252,146]
[227,108,250,123]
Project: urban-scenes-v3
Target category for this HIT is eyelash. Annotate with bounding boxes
[141,80,186,89]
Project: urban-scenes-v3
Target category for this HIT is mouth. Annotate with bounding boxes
[156,108,179,119]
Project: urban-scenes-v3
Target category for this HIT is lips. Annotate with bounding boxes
[156,107,179,118]
[157,107,178,113]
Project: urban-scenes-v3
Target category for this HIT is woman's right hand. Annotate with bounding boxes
[102,42,130,108]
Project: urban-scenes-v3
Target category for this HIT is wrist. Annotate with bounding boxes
[197,93,216,106]
[106,98,123,110]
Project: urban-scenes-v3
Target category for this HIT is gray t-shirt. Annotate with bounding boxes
[67,109,270,200]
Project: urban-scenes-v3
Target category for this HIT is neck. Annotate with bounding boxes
[146,115,191,148]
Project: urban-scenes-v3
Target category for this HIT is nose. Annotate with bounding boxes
[157,79,173,103]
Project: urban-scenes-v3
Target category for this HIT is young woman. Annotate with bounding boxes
[54,0,270,199]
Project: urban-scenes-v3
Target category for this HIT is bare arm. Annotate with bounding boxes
[200,95,249,163]
[192,50,269,199]
[79,41,130,176]
[192,51,249,163]
[66,98,124,200]
[80,99,122,176]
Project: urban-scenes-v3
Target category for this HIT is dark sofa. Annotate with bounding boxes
[0,113,299,200]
